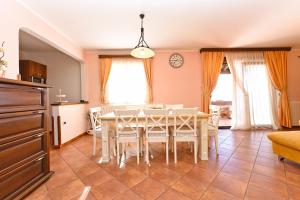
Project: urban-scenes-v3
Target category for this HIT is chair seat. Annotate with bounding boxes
[117,124,145,129]
[170,125,196,136]
[175,132,196,137]
[148,132,168,138]
[119,133,138,138]
[118,127,143,138]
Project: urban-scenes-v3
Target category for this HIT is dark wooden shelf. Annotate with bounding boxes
[0,78,52,88]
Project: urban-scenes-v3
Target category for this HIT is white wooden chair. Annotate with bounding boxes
[208,108,221,155]
[89,107,117,156]
[171,108,198,164]
[89,107,102,156]
[114,109,142,165]
[165,105,184,151]
[144,109,169,164]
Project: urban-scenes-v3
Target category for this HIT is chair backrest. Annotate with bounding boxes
[144,109,169,137]
[89,107,102,132]
[172,108,198,136]
[165,104,184,109]
[114,109,140,135]
[209,108,221,130]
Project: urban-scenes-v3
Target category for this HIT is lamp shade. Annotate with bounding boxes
[130,46,155,59]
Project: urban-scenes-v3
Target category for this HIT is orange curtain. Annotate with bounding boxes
[200,52,224,113]
[264,51,291,128]
[99,58,112,104]
[143,58,153,103]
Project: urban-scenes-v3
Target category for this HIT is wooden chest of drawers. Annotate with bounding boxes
[0,78,53,200]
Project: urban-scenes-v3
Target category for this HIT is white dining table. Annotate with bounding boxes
[98,111,210,163]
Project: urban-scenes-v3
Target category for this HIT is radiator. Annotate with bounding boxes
[290,101,300,126]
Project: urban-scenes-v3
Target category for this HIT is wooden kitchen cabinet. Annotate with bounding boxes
[19,60,47,83]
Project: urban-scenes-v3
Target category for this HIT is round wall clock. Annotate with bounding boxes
[169,53,184,68]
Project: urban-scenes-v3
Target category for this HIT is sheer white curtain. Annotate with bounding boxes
[225,52,279,130]
[106,58,147,104]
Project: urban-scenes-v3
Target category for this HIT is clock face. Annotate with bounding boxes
[169,53,184,68]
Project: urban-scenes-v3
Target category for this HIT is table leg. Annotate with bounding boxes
[101,121,110,163]
[200,118,208,160]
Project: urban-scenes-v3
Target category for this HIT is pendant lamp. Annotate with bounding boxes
[130,13,155,58]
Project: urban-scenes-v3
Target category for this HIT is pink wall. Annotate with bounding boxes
[152,51,202,107]
[2,0,83,79]
[287,49,300,101]
[83,50,202,107]
[83,49,300,108]
[83,52,100,107]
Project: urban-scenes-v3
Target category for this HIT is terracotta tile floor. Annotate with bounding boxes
[26,130,300,200]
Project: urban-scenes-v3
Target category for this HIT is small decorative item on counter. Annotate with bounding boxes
[0,41,8,78]
[56,89,68,103]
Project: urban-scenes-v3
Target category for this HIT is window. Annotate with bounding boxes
[211,74,233,102]
[211,59,232,102]
[243,63,273,127]
[106,58,147,104]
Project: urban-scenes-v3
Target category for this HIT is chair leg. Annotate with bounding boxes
[174,139,177,164]
[146,141,149,164]
[166,141,169,164]
[136,138,140,165]
[117,142,120,165]
[140,134,143,157]
[278,156,284,161]
[171,136,174,153]
[109,136,116,157]
[215,135,219,156]
[122,143,126,156]
[113,137,117,157]
[194,140,198,164]
[93,131,96,156]
[208,136,211,149]
[148,143,154,160]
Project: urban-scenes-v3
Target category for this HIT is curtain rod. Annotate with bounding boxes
[199,47,291,53]
[98,55,133,58]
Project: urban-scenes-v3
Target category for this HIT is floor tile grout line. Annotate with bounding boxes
[46,132,296,199]
[105,143,183,200]
[152,131,233,200]
[70,141,140,199]
[53,143,102,199]
[241,131,264,200]
[66,142,138,200]
[282,144,290,199]
[45,146,83,199]
[197,130,245,199]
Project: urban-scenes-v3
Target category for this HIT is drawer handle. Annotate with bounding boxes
[34,133,44,138]
[32,111,43,114]
[35,157,44,162]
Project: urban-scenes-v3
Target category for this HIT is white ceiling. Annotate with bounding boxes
[19,30,57,52]
[19,0,300,50]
